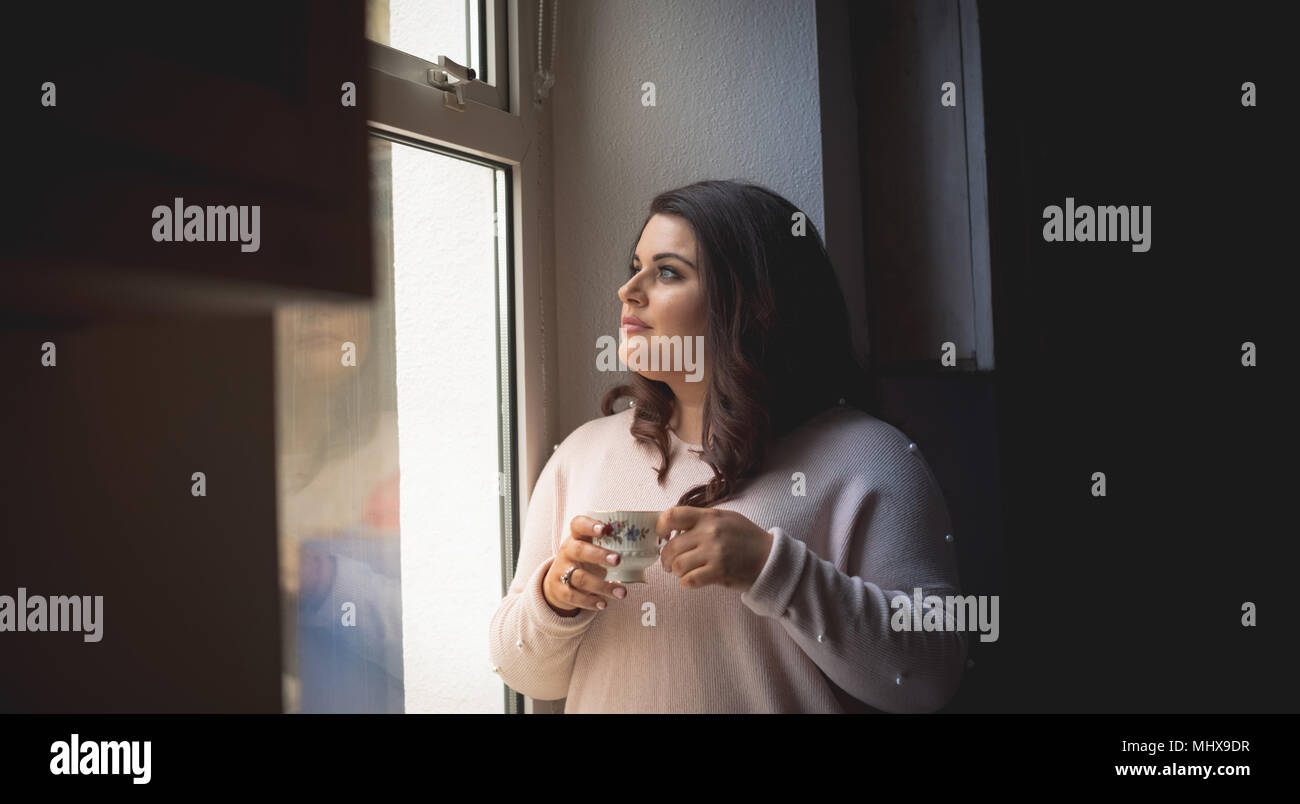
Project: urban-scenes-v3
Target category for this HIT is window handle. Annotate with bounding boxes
[427,55,476,111]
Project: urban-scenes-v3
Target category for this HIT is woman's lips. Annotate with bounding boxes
[621,314,651,333]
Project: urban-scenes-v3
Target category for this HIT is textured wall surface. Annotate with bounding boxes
[551,0,826,435]
[392,146,506,713]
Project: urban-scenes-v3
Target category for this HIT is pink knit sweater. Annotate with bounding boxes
[488,404,967,713]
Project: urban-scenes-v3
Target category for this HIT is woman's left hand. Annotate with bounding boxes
[656,506,774,591]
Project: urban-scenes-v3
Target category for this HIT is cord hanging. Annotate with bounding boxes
[533,0,559,105]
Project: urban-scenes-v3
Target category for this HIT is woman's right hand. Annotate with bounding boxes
[542,516,629,616]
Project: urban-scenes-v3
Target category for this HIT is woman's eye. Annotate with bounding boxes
[627,264,680,280]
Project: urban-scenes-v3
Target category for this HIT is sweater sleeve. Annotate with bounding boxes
[739,437,968,713]
[488,447,599,701]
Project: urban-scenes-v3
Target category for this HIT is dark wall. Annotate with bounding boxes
[846,0,1292,712]
[0,314,282,712]
[0,0,372,316]
[976,0,1292,711]
[0,1,371,712]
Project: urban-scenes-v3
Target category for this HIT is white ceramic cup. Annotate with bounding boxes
[587,510,664,584]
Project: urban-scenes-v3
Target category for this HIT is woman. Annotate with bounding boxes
[489,180,967,713]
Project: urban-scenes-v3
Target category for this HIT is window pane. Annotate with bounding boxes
[275,141,404,714]
[368,0,473,74]
[276,136,510,713]
[389,138,508,713]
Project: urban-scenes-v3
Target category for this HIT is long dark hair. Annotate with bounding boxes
[600,179,872,507]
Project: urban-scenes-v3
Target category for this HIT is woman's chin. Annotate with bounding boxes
[634,369,676,383]
[618,346,686,383]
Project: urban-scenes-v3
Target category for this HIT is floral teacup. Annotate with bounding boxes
[586,510,664,584]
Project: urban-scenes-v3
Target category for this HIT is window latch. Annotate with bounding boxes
[427,55,476,112]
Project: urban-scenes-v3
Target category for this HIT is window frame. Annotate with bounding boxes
[367,0,509,113]
[366,0,549,716]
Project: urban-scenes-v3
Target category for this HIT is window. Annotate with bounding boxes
[277,0,544,714]
[366,0,510,112]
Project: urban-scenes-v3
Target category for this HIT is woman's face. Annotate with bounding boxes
[616,214,708,383]
[276,302,372,386]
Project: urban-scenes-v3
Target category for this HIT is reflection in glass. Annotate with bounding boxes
[275,138,403,713]
[276,135,509,713]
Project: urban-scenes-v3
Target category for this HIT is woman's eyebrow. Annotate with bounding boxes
[633,251,696,269]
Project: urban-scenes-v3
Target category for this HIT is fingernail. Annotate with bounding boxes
[613,587,626,599]
[594,524,605,535]
[606,553,619,565]
[596,600,607,610]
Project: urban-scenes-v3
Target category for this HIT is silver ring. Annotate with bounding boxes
[560,565,577,586]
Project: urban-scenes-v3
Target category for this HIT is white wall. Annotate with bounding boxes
[551,0,826,435]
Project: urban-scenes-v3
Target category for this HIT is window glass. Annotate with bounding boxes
[276,135,510,713]
[368,0,475,74]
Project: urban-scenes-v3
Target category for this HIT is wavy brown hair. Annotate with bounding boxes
[600,179,872,507]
